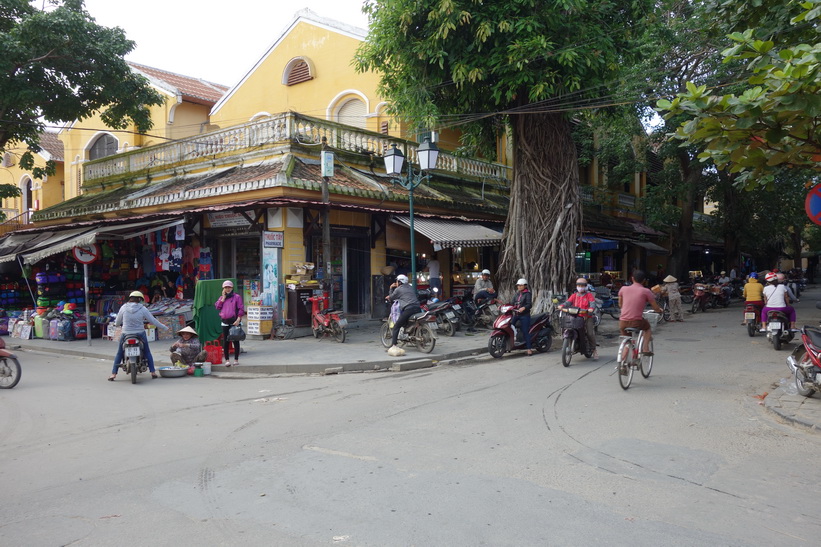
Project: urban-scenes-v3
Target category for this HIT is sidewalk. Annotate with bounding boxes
[7,310,819,432]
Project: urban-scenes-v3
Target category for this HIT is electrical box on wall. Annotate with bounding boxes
[321,150,334,178]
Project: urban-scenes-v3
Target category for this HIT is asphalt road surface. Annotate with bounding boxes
[1,297,820,546]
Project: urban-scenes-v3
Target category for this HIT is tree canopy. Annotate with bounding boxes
[0,0,164,178]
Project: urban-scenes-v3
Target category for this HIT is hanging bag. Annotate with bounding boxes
[227,325,246,342]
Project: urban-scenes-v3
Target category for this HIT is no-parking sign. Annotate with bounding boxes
[806,184,821,226]
[72,244,100,264]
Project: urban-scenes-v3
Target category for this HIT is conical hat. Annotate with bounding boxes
[177,326,198,336]
[663,275,677,283]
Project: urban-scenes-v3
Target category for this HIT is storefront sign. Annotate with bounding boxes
[207,212,252,228]
[263,231,284,248]
[72,244,100,264]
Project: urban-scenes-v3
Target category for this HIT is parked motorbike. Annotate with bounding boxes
[0,336,21,389]
[787,325,821,398]
[422,289,460,337]
[679,283,694,304]
[709,284,730,308]
[743,302,763,337]
[380,308,438,353]
[691,283,709,313]
[765,309,794,351]
[593,286,620,319]
[121,335,150,384]
[487,305,553,358]
[306,295,347,343]
[558,306,593,367]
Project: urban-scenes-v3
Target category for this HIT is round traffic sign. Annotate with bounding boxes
[72,244,100,264]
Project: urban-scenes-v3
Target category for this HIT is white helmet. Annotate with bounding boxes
[481,269,491,275]
[516,278,528,286]
[396,274,409,284]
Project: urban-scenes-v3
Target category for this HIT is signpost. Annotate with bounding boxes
[805,183,821,226]
[72,245,99,347]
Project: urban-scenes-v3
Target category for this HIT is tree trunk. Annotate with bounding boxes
[721,180,742,272]
[668,150,698,280]
[498,112,581,313]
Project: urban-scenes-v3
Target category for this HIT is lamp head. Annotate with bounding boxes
[417,138,439,172]
[383,143,405,176]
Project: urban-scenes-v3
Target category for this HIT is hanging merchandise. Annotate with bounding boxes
[170,245,182,272]
[175,224,185,241]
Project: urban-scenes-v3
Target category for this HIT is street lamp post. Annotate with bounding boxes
[383,138,439,290]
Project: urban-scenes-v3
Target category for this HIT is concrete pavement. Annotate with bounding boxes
[6,299,820,432]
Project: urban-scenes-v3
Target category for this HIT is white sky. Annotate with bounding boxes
[81,0,369,87]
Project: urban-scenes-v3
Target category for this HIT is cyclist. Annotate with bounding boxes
[618,270,663,355]
[564,277,598,359]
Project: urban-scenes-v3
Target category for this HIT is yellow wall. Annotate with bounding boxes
[210,20,386,136]
[1,144,65,221]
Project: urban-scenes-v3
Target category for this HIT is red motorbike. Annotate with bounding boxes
[787,325,821,398]
[306,294,347,343]
[690,283,709,313]
[743,302,763,337]
[487,305,553,358]
[0,337,21,389]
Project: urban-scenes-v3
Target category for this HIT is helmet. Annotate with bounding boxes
[396,274,409,284]
[222,280,234,288]
[720,271,726,275]
[516,278,528,286]
[129,290,145,300]
[481,269,491,275]
[776,272,786,282]
[749,272,758,279]
[765,272,777,283]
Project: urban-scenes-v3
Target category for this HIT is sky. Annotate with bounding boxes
[81,0,370,87]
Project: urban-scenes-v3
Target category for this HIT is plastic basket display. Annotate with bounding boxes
[561,314,585,329]
[643,311,660,327]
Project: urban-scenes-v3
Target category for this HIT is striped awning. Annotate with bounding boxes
[392,216,502,249]
[579,235,618,251]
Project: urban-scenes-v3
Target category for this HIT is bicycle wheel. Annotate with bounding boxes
[617,338,634,390]
[0,357,21,389]
[640,338,654,378]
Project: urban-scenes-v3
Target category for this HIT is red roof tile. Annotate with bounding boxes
[128,62,229,106]
[38,132,64,162]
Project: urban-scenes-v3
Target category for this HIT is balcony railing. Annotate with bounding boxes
[85,112,512,184]
[0,209,31,236]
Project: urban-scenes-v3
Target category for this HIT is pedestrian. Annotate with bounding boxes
[170,326,208,369]
[215,280,245,366]
[662,275,684,322]
[424,256,443,296]
[511,278,533,356]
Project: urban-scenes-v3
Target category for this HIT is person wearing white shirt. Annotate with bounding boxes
[760,273,796,331]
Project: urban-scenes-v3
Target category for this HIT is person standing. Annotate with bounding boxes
[109,291,170,381]
[618,270,663,355]
[661,275,684,322]
[511,278,533,356]
[425,256,443,296]
[215,280,245,366]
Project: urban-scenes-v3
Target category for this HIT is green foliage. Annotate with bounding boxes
[658,0,821,188]
[0,0,164,177]
[356,0,652,153]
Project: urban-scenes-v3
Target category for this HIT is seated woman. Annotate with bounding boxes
[170,326,208,367]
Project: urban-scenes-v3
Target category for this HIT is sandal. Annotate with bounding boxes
[151,372,159,379]
[526,350,534,356]
[108,374,116,381]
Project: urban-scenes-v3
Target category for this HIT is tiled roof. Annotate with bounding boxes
[128,62,229,106]
[37,132,64,162]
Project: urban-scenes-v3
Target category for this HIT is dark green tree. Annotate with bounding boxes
[0,0,164,180]
[356,0,652,308]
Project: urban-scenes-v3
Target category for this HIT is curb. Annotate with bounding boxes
[762,394,820,432]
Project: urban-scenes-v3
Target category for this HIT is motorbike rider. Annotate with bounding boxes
[716,270,732,302]
[618,270,664,355]
[564,277,598,359]
[742,272,765,325]
[109,290,171,381]
[511,278,533,356]
[386,274,421,357]
[761,272,797,332]
[776,272,800,303]
[473,269,497,304]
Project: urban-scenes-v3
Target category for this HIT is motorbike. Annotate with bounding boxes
[0,336,21,389]
[306,295,347,343]
[765,309,794,351]
[743,302,763,337]
[487,305,553,358]
[558,306,593,367]
[787,325,821,398]
[709,284,731,308]
[593,286,620,319]
[462,289,501,330]
[422,289,460,337]
[380,307,437,353]
[679,283,694,304]
[121,335,150,384]
[691,283,710,313]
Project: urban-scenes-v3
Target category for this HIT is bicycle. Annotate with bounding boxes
[615,311,658,390]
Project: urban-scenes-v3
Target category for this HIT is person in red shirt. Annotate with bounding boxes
[564,277,598,360]
[618,270,663,355]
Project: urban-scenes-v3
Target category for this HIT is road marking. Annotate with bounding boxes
[303,445,376,461]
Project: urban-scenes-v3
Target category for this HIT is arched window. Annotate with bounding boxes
[21,177,32,213]
[282,57,314,86]
[88,134,118,160]
[336,98,367,129]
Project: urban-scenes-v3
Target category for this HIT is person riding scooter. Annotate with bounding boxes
[742,272,764,325]
[563,277,598,359]
[109,291,171,381]
[386,274,421,357]
[760,272,797,332]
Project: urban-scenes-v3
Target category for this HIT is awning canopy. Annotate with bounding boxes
[391,216,502,250]
[0,231,62,263]
[579,235,618,251]
[20,218,185,265]
[629,240,668,255]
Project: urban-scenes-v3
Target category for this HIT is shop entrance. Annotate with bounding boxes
[215,236,261,285]
[311,230,370,316]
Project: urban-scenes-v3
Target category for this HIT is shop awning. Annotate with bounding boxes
[21,218,185,264]
[391,216,502,250]
[0,231,62,263]
[579,235,618,251]
[629,240,668,254]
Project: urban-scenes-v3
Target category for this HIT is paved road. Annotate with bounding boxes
[1,296,819,546]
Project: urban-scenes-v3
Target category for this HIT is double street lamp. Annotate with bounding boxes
[383,138,440,290]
